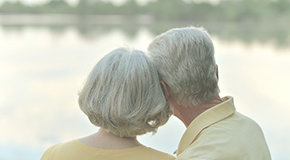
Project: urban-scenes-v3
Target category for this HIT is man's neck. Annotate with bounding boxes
[173,96,223,127]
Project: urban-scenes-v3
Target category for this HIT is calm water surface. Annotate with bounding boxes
[0,25,289,160]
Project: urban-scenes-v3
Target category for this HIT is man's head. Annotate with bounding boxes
[148,26,220,107]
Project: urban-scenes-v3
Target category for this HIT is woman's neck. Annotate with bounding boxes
[79,128,142,150]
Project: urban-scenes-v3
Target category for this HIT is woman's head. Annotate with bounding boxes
[78,48,172,137]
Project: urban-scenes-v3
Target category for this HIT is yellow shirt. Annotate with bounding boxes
[176,96,271,160]
[40,139,175,160]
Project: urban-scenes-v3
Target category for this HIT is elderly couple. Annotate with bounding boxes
[40,27,271,160]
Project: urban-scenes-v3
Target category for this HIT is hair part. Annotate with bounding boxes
[78,48,172,137]
[148,26,220,107]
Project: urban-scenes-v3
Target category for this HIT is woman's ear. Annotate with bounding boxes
[160,81,171,101]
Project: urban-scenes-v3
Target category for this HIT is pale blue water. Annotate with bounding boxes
[0,25,289,159]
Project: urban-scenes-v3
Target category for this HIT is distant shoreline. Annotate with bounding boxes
[0,14,155,25]
[1,14,288,26]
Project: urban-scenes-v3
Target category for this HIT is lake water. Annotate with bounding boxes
[0,24,290,160]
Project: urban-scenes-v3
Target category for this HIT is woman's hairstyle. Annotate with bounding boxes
[148,26,220,107]
[78,48,172,137]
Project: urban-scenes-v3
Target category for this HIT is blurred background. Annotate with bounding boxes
[0,0,290,159]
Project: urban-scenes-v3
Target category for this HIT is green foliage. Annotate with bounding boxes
[0,0,290,22]
[39,0,73,13]
[0,1,31,13]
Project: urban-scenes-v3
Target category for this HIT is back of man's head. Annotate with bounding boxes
[148,26,220,107]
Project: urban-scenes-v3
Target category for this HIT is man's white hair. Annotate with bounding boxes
[148,26,220,107]
[78,48,172,137]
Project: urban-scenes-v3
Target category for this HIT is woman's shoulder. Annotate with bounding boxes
[137,146,176,160]
[39,143,59,160]
[39,140,79,160]
[39,140,176,160]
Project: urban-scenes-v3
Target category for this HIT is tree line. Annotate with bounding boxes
[0,0,290,22]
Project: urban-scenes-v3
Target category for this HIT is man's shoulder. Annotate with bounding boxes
[217,111,260,127]
[204,111,265,143]
[177,112,271,160]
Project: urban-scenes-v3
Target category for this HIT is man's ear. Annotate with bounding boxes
[160,81,172,101]
[216,64,219,80]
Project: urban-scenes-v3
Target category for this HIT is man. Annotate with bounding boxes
[148,27,271,160]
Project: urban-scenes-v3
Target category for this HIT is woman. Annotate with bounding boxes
[40,48,175,160]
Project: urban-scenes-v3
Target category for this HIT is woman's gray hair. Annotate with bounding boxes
[78,48,172,137]
[148,26,220,106]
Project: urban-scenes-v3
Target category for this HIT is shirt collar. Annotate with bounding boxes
[176,96,236,155]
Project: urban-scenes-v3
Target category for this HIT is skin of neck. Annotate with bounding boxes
[172,96,223,127]
[80,128,142,150]
[160,81,223,127]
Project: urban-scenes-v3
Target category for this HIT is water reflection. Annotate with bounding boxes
[0,25,290,160]
[1,21,290,46]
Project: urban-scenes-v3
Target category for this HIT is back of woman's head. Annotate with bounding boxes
[78,48,172,137]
